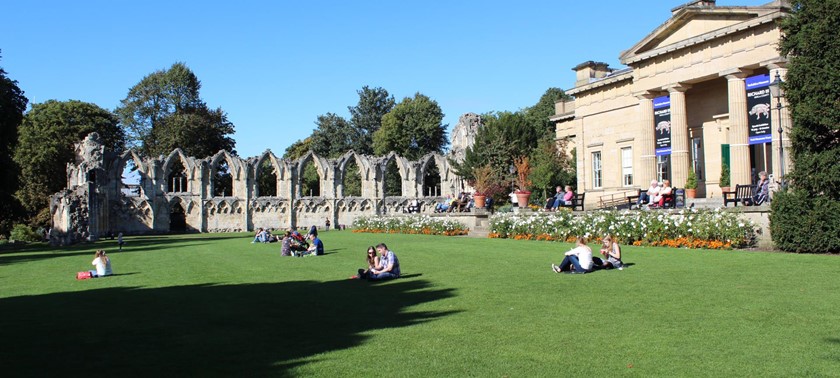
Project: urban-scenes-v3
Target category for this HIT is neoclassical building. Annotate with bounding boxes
[553,0,790,206]
[50,133,462,245]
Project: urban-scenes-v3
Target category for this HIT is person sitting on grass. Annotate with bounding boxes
[90,250,112,277]
[551,236,593,274]
[289,230,309,256]
[280,231,293,256]
[305,233,324,256]
[367,243,400,281]
[252,228,268,243]
[599,235,624,270]
[354,246,380,279]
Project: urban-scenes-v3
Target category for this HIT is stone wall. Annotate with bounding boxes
[50,133,462,244]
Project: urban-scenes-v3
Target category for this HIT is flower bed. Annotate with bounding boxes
[352,215,470,236]
[489,208,755,249]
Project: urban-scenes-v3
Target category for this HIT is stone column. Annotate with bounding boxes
[635,92,657,187]
[724,70,752,186]
[666,84,691,188]
[768,65,790,181]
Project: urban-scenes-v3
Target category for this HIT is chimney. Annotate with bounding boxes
[573,61,613,86]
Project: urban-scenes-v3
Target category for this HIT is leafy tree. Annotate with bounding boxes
[116,62,235,158]
[451,111,538,183]
[310,113,357,158]
[283,138,312,160]
[0,55,29,235]
[14,100,125,223]
[529,137,576,198]
[373,93,447,160]
[772,0,840,253]
[348,86,395,154]
[524,87,572,134]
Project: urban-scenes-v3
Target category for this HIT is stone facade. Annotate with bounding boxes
[553,0,791,208]
[50,133,460,245]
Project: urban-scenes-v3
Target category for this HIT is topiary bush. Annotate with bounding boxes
[770,190,840,253]
[9,224,43,243]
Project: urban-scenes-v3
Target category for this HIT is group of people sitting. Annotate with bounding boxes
[544,185,575,211]
[551,235,624,274]
[251,228,281,243]
[636,179,674,208]
[434,192,473,213]
[352,243,401,281]
[279,225,324,257]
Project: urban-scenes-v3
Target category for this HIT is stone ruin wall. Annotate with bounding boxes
[50,131,477,245]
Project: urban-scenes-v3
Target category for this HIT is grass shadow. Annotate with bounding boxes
[0,278,457,376]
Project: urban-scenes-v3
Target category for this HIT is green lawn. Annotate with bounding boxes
[1,232,839,376]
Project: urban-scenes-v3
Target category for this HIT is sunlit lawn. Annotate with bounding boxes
[1,231,839,376]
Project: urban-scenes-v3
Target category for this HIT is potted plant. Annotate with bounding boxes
[685,167,698,198]
[513,156,532,206]
[471,164,495,208]
[719,163,731,193]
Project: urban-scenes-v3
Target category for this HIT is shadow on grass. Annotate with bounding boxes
[0,278,457,376]
[0,234,249,266]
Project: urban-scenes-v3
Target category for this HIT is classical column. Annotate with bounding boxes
[725,70,752,186]
[768,65,790,181]
[635,93,657,187]
[666,84,691,188]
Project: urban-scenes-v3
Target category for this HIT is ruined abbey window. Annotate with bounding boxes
[300,159,320,197]
[342,159,362,197]
[121,159,142,197]
[167,159,188,193]
[213,160,233,197]
[384,159,402,197]
[422,159,441,197]
[256,158,277,197]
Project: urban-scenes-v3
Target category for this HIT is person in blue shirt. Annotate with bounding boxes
[306,233,324,256]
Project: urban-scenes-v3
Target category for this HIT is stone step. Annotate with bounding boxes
[468,229,490,238]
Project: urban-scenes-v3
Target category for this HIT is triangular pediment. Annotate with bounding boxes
[620,4,777,65]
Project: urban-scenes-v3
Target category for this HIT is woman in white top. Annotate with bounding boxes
[90,250,112,277]
[551,236,594,274]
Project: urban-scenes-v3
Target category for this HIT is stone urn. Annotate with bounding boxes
[515,191,531,208]
[474,194,487,208]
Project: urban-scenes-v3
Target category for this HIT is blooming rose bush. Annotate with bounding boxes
[489,208,755,249]
[353,215,469,236]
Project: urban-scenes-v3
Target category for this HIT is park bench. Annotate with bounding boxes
[599,191,637,209]
[627,189,648,209]
[560,193,585,211]
[723,184,755,207]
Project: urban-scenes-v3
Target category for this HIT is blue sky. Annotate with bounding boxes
[1,0,768,158]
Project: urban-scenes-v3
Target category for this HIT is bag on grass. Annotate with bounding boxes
[76,271,92,280]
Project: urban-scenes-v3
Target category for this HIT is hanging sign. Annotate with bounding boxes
[653,96,671,156]
[746,74,772,145]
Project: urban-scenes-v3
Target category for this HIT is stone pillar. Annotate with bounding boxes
[636,93,657,187]
[725,70,752,186]
[768,65,790,181]
[666,84,691,188]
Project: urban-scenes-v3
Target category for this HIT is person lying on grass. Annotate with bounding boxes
[552,236,593,274]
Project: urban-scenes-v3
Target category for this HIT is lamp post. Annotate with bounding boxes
[769,72,785,187]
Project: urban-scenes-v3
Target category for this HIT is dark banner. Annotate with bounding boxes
[653,96,671,156]
[746,74,772,145]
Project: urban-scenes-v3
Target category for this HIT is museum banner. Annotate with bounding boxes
[746,74,772,145]
[653,95,671,156]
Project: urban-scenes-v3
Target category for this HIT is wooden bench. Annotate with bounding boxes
[560,193,585,211]
[598,191,636,209]
[723,184,755,207]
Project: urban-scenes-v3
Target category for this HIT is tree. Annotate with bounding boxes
[373,93,447,160]
[771,0,840,253]
[310,113,357,158]
[116,62,235,158]
[529,137,576,199]
[451,111,538,183]
[283,138,312,160]
[0,54,29,236]
[348,86,395,154]
[14,100,125,224]
[524,87,572,134]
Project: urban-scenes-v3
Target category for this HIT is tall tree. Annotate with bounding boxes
[524,87,572,134]
[373,93,447,160]
[451,111,539,183]
[310,113,357,158]
[0,54,29,235]
[116,62,235,157]
[14,100,125,224]
[348,86,395,154]
[771,0,840,253]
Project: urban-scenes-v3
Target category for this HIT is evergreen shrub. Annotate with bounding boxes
[770,190,840,253]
